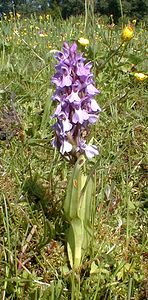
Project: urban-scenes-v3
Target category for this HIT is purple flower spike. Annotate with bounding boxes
[51,42,101,161]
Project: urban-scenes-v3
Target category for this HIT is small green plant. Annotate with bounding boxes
[0,11,147,300]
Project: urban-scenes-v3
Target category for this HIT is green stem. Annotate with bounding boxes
[99,42,124,69]
[127,277,133,300]
[71,269,74,300]
[118,42,128,63]
[71,269,80,300]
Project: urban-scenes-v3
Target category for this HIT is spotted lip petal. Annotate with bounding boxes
[60,140,73,155]
[90,99,101,112]
[51,42,101,160]
[72,108,89,124]
[84,144,99,159]
[66,90,81,103]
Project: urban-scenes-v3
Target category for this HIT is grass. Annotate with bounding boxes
[0,12,148,300]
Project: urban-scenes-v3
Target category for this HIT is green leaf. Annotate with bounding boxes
[128,200,135,210]
[80,175,95,252]
[64,156,96,268]
[63,155,86,220]
[126,53,144,65]
[67,218,83,268]
[84,175,95,224]
[90,261,99,274]
[40,89,52,138]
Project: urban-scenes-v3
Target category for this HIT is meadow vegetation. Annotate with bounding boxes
[0,12,148,299]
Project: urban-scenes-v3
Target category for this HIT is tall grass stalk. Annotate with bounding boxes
[84,0,95,36]
[127,277,133,300]
[119,0,124,28]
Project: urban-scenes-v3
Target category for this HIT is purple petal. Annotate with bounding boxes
[63,42,69,50]
[52,74,61,87]
[84,144,99,159]
[53,104,62,116]
[85,62,92,70]
[62,118,72,132]
[52,138,57,148]
[86,74,94,83]
[90,99,101,112]
[86,84,100,95]
[76,62,91,77]
[70,42,77,53]
[72,108,89,124]
[67,91,81,103]
[78,141,99,158]
[54,51,65,61]
[60,140,72,154]
[88,114,98,124]
[61,74,72,87]
[73,80,82,92]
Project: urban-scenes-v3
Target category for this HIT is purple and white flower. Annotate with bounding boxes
[51,42,101,161]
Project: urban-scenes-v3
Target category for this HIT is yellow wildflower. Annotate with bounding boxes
[33,42,38,49]
[9,12,13,18]
[78,37,89,47]
[121,24,134,42]
[16,13,21,19]
[38,30,48,37]
[13,29,19,35]
[134,72,148,81]
[39,33,48,37]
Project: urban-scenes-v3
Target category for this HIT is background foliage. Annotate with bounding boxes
[0,0,148,22]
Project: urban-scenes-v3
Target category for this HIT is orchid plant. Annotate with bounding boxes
[51,42,101,268]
